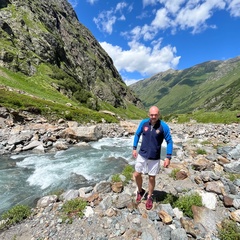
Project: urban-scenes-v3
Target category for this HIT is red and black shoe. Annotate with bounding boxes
[136,189,146,203]
[146,196,153,210]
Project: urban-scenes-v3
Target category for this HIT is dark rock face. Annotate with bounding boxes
[0,0,142,108]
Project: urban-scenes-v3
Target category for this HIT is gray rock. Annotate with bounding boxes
[60,189,79,201]
[93,181,112,194]
[171,228,188,240]
[113,193,132,209]
[37,195,58,208]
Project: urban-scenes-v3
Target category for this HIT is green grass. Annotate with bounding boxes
[0,205,31,229]
[173,193,203,218]
[0,65,147,122]
[122,165,134,182]
[218,219,240,240]
[225,173,240,182]
[159,193,179,204]
[164,109,240,124]
[1,64,239,124]
[0,88,118,123]
[196,148,207,155]
[158,192,203,218]
[0,65,82,106]
[169,168,181,180]
[111,174,121,182]
[61,198,87,223]
[131,60,240,117]
[111,164,134,184]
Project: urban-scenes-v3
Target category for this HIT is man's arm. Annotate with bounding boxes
[132,119,148,158]
[162,121,173,167]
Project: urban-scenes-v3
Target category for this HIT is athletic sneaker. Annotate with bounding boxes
[136,189,146,203]
[146,196,153,210]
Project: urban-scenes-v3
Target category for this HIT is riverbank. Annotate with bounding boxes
[0,106,139,156]
[0,120,239,239]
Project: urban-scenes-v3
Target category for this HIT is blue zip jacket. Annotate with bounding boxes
[133,118,173,160]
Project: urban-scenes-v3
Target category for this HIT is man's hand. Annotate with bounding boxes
[132,150,138,158]
[163,158,170,168]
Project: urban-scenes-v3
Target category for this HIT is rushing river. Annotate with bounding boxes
[0,137,137,215]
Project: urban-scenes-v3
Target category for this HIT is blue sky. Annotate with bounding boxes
[68,0,240,85]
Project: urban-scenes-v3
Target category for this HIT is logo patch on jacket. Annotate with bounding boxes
[156,129,160,134]
[144,127,149,132]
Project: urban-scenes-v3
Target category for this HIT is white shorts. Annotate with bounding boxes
[135,154,160,176]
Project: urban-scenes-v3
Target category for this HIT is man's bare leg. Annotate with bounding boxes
[133,171,143,192]
[148,175,155,197]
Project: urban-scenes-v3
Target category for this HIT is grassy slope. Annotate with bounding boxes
[131,61,240,117]
[0,66,147,123]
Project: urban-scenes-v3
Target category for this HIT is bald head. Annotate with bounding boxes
[149,106,160,125]
[149,106,159,114]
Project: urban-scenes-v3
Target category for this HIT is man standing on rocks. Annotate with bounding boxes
[132,106,173,210]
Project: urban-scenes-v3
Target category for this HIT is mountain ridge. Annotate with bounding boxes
[130,56,240,116]
[0,0,144,122]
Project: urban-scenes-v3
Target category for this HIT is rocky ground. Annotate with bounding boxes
[0,108,240,240]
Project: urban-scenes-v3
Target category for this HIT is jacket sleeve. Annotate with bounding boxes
[162,121,173,158]
[133,119,148,149]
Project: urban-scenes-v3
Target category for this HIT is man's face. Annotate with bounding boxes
[149,109,159,125]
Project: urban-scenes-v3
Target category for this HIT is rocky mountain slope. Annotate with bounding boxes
[0,0,143,115]
[130,57,240,115]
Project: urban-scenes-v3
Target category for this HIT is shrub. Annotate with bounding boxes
[170,168,180,180]
[160,193,179,204]
[0,205,31,229]
[196,148,207,155]
[218,219,240,240]
[201,140,211,145]
[111,165,134,184]
[173,193,202,218]
[225,173,240,182]
[61,198,87,223]
[122,165,134,182]
[111,174,121,182]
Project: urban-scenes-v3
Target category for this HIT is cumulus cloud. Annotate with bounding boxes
[175,0,226,33]
[227,0,240,17]
[100,40,180,77]
[67,0,79,8]
[124,78,143,86]
[135,0,227,38]
[143,0,158,8]
[93,2,128,34]
[79,0,240,83]
[87,0,98,4]
[93,10,117,34]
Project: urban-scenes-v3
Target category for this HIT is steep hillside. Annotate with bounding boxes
[130,57,240,115]
[0,0,145,121]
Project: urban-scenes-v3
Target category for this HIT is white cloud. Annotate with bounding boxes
[159,0,185,14]
[100,40,180,77]
[93,2,128,34]
[151,8,172,29]
[116,2,127,12]
[119,15,126,21]
[227,0,240,17]
[87,0,98,4]
[126,0,228,42]
[93,10,117,34]
[143,0,158,8]
[124,78,143,86]
[128,4,134,13]
[91,0,239,82]
[67,0,79,8]
[175,0,226,33]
